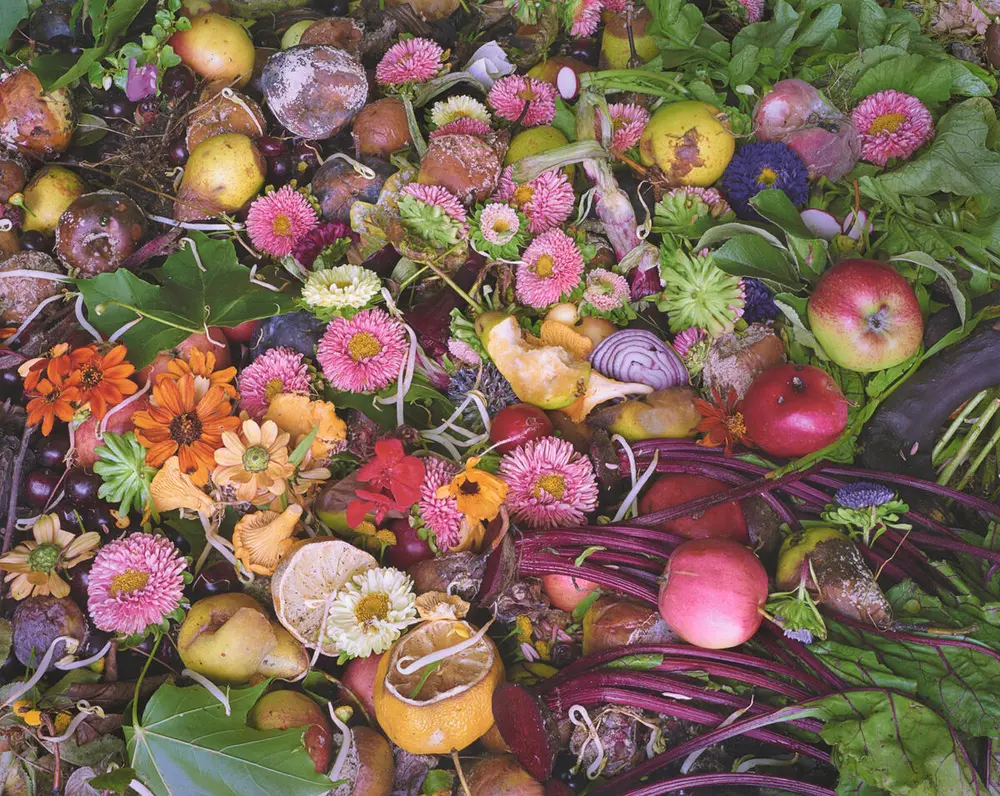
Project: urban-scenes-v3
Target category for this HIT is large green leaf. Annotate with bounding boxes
[75,232,296,369]
[0,0,29,54]
[710,233,800,288]
[873,98,1000,200]
[126,681,335,796]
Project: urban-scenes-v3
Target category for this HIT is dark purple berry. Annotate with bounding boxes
[104,96,134,120]
[258,136,287,157]
[267,154,293,184]
[0,369,22,401]
[63,468,101,506]
[193,561,238,599]
[68,559,92,603]
[20,230,51,251]
[568,38,600,66]
[23,470,60,509]
[35,432,70,470]
[161,65,195,97]
[167,139,188,166]
[293,141,321,179]
[57,503,85,530]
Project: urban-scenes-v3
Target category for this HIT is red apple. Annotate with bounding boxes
[135,329,231,387]
[807,259,923,372]
[638,474,748,542]
[74,395,151,468]
[221,320,257,344]
[490,403,554,454]
[168,13,255,88]
[742,364,848,459]
[542,574,599,612]
[341,653,382,722]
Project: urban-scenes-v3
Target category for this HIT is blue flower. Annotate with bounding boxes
[741,277,779,324]
[835,481,896,509]
[721,142,810,220]
[784,627,814,644]
[448,363,518,421]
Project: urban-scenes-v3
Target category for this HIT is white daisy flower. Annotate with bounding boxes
[326,567,417,658]
[430,95,492,128]
[301,265,381,310]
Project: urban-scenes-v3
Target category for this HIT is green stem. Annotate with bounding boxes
[511,140,609,183]
[938,392,1000,486]
[402,96,427,159]
[95,301,203,335]
[932,390,988,466]
[131,632,162,728]
[425,261,483,313]
[956,405,1000,492]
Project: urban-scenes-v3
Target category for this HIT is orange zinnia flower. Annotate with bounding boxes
[66,344,139,420]
[694,387,754,456]
[133,374,240,486]
[19,343,72,392]
[156,347,239,400]
[26,374,80,436]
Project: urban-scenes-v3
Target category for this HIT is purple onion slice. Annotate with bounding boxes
[589,328,688,390]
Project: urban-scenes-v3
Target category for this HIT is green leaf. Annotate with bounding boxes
[126,681,334,796]
[890,252,969,327]
[75,232,296,369]
[422,770,455,795]
[0,0,28,54]
[711,234,800,288]
[857,0,887,49]
[749,189,816,238]
[850,54,953,108]
[606,653,665,670]
[728,44,759,85]
[812,691,984,794]
[289,426,319,466]
[0,619,10,668]
[72,113,110,147]
[812,640,918,693]
[793,3,842,49]
[88,767,138,793]
[874,98,1000,200]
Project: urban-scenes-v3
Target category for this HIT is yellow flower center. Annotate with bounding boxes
[354,592,390,626]
[492,219,510,233]
[725,412,747,438]
[348,332,382,362]
[534,254,555,278]
[242,444,271,473]
[868,112,906,135]
[264,377,285,403]
[272,213,292,237]
[79,364,103,389]
[757,167,778,186]
[355,520,377,535]
[534,473,566,500]
[518,87,537,102]
[110,568,149,596]
[513,185,534,207]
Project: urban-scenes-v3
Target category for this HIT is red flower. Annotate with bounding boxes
[346,438,425,527]
[694,387,754,456]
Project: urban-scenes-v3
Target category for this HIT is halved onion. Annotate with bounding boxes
[588,329,688,390]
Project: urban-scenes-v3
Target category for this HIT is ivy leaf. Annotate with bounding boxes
[126,681,336,796]
[75,232,295,369]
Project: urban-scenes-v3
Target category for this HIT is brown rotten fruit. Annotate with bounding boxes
[185,86,266,153]
[55,191,146,276]
[418,134,503,204]
[0,251,64,324]
[352,98,412,160]
[0,67,76,158]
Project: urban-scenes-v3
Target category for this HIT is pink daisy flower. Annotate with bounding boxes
[570,0,604,36]
[418,457,464,550]
[238,346,312,419]
[851,90,934,167]
[400,183,469,231]
[448,339,481,366]
[318,308,409,393]
[87,533,187,636]
[375,37,444,86]
[499,436,599,529]
[737,0,764,22]
[488,75,557,127]
[597,103,650,151]
[430,118,493,138]
[504,169,576,234]
[516,229,586,309]
[246,186,319,258]
[494,165,517,202]
[672,326,706,358]
[584,268,630,311]
[479,203,522,245]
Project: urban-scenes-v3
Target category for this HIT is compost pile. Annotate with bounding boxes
[3,0,1000,793]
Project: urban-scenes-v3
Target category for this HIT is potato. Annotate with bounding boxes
[173,133,265,221]
[0,67,75,158]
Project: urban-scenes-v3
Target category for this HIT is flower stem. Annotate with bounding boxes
[132,632,162,728]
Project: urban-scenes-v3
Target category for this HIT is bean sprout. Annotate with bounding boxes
[5,293,65,344]
[568,704,606,780]
[1,635,78,709]
[395,615,495,676]
[75,293,104,342]
[327,703,353,784]
[220,88,263,136]
[182,669,231,716]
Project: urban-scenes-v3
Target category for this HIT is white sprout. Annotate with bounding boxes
[182,669,231,716]
[146,214,244,231]
[680,696,755,774]
[327,152,376,180]
[108,316,142,342]
[735,755,799,773]
[75,294,104,342]
[634,180,653,241]
[37,701,105,743]
[220,88,264,136]
[395,615,495,676]
[248,264,282,292]
[98,379,151,438]
[327,702,353,784]
[568,704,606,780]
[0,269,73,282]
[612,449,659,523]
[1,635,78,709]
[180,237,205,271]
[574,186,598,226]
[129,779,157,796]
[56,641,113,671]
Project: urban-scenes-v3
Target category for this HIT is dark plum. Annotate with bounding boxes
[248,310,327,362]
[55,191,147,276]
[161,65,195,97]
[29,1,77,46]
[20,230,51,252]
[258,136,287,157]
[34,432,70,469]
[23,469,60,509]
[193,561,239,599]
[57,503,85,530]
[63,468,102,506]
[86,502,123,538]
[100,92,135,120]
[160,524,192,555]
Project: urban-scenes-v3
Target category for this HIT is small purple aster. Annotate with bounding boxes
[834,481,896,509]
[783,627,814,644]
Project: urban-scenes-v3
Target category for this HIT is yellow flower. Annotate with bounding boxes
[514,614,533,644]
[53,712,73,734]
[149,456,215,514]
[232,504,302,575]
[415,591,470,621]
[264,394,346,460]
[0,514,100,601]
[435,456,508,525]
[213,419,295,503]
[12,700,42,727]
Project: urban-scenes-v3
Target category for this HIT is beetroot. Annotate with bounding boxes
[492,683,561,781]
[637,473,748,542]
[657,539,768,649]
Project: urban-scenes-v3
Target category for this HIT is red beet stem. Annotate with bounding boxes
[835,615,1000,668]
[517,530,677,558]
[519,554,659,604]
[620,772,836,796]
[761,630,846,692]
[546,643,832,693]
[547,686,832,767]
[652,658,817,701]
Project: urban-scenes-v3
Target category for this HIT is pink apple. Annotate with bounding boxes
[542,574,600,612]
[807,259,923,372]
[135,329,232,387]
[221,320,257,344]
[742,364,848,459]
[74,395,151,468]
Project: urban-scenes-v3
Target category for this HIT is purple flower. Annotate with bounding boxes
[630,264,662,301]
[783,627,814,644]
[835,481,896,509]
[125,58,159,102]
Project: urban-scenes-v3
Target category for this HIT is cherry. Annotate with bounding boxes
[34,432,70,470]
[166,139,188,166]
[489,403,555,454]
[161,65,195,97]
[68,559,92,603]
[193,561,239,599]
[160,525,192,555]
[102,93,134,119]
[86,502,123,538]
[23,469,61,509]
[258,136,287,157]
[267,154,294,184]
[57,504,85,530]
[293,141,321,180]
[568,38,600,66]
[20,230,51,252]
[63,468,102,506]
